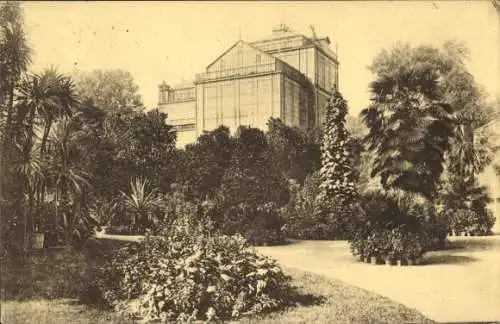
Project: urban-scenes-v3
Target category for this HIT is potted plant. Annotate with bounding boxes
[365,233,379,264]
[404,233,424,266]
[390,229,405,266]
[30,230,45,249]
[30,212,47,249]
[384,230,396,265]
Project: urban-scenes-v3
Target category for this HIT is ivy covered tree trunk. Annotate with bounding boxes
[315,87,358,239]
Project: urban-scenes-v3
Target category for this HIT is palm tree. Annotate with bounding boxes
[121,178,163,231]
[15,70,79,239]
[47,116,91,245]
[361,85,455,199]
[13,136,43,248]
[447,104,499,182]
[17,69,78,155]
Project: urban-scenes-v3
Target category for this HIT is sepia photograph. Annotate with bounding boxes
[1,1,499,323]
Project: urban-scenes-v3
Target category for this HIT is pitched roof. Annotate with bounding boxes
[205,40,276,70]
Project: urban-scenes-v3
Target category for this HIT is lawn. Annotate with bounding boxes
[1,264,433,324]
[237,267,434,324]
[0,299,130,324]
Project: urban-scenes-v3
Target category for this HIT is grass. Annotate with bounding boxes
[0,299,131,324]
[1,263,433,324]
[237,267,434,324]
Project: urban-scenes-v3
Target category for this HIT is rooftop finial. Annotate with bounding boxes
[273,23,290,33]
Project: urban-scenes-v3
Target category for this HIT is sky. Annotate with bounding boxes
[22,1,499,116]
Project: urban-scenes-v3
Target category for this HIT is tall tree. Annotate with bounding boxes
[93,109,176,199]
[318,88,357,206]
[72,69,144,114]
[439,41,499,183]
[216,126,289,244]
[0,1,31,251]
[361,43,456,199]
[315,88,359,238]
[17,69,79,156]
[46,116,91,243]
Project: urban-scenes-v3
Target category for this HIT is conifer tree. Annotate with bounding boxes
[316,87,358,238]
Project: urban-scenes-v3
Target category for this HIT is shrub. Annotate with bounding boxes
[153,184,199,231]
[349,190,446,260]
[219,202,284,246]
[350,227,426,261]
[99,217,293,322]
[281,173,322,240]
[438,177,495,236]
[88,199,119,227]
[281,171,359,240]
[449,208,495,236]
[119,177,163,233]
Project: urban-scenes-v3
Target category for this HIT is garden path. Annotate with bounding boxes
[257,236,500,323]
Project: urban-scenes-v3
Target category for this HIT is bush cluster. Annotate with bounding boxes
[447,209,495,236]
[348,190,448,261]
[98,216,293,322]
[217,203,284,246]
[437,178,496,237]
[281,172,358,240]
[350,228,426,261]
[281,173,322,240]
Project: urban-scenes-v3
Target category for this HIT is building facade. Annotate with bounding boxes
[158,24,339,147]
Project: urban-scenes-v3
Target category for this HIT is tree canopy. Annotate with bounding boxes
[72,69,144,114]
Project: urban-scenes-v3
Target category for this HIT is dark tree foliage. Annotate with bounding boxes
[266,118,321,183]
[0,1,32,253]
[175,125,233,201]
[214,126,290,244]
[96,109,177,197]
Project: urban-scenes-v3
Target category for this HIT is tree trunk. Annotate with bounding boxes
[40,116,53,155]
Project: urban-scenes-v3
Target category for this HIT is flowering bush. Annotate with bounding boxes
[98,216,293,322]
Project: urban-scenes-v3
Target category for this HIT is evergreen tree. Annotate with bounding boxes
[316,87,358,238]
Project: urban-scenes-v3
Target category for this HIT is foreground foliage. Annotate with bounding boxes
[98,218,294,322]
